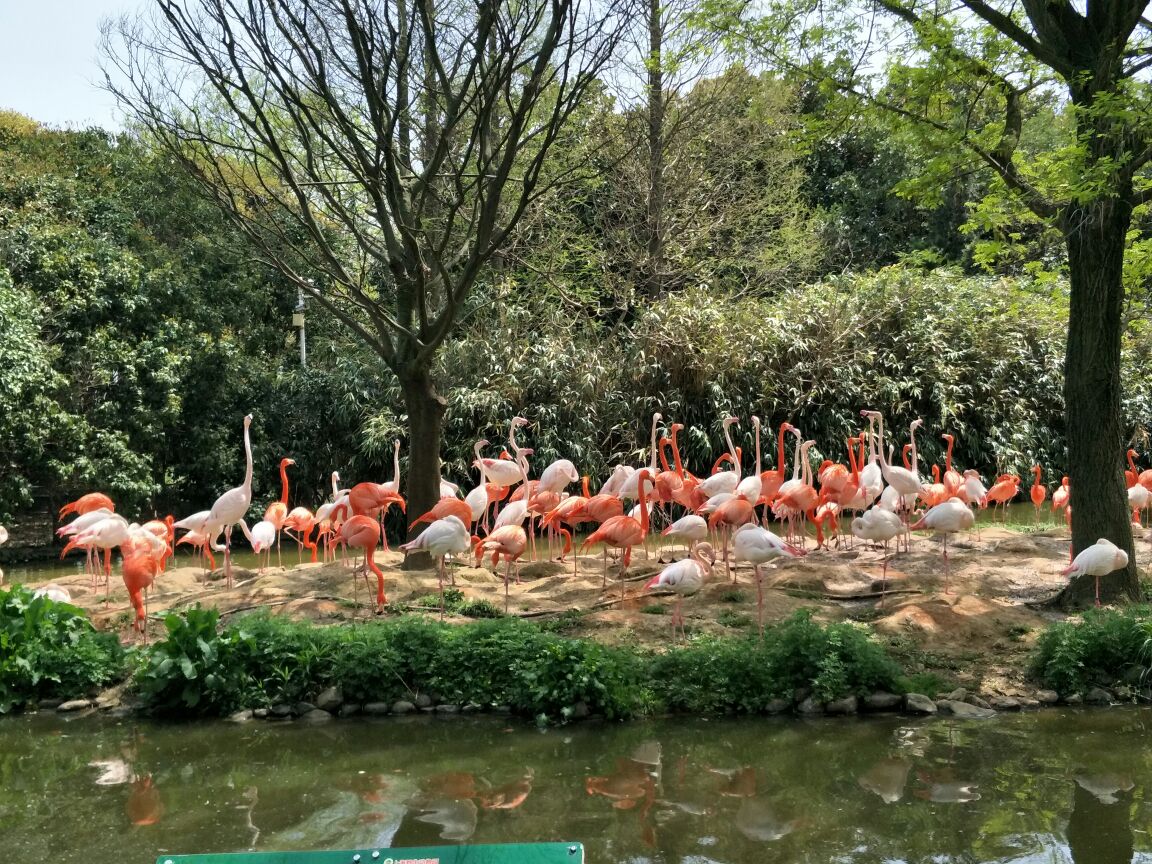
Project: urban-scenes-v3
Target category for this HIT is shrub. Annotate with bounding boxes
[0,585,126,712]
[1031,607,1151,695]
[649,609,903,713]
[135,606,260,716]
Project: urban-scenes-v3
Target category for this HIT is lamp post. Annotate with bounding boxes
[293,285,307,368]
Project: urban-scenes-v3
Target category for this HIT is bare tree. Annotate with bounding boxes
[102,0,623,560]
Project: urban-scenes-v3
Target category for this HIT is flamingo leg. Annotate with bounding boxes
[505,559,512,614]
[942,535,951,594]
[223,525,234,589]
[1095,574,1102,607]
[438,557,446,620]
[755,563,764,637]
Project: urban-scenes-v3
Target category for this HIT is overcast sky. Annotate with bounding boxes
[0,1,148,130]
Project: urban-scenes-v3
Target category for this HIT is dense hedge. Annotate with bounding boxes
[132,607,906,722]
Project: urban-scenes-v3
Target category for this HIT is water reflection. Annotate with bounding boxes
[1068,775,1136,864]
[0,709,1150,864]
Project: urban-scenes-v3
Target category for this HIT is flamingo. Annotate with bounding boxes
[282,507,318,563]
[1063,538,1128,607]
[1052,476,1070,515]
[961,470,989,508]
[383,439,402,495]
[708,496,756,581]
[263,457,295,567]
[140,515,175,571]
[851,507,906,602]
[61,514,130,594]
[412,497,474,535]
[120,533,161,642]
[661,514,709,558]
[921,466,949,508]
[339,515,386,614]
[772,439,820,548]
[348,480,407,550]
[732,524,802,635]
[58,492,115,521]
[582,468,654,597]
[399,515,471,617]
[645,542,715,639]
[58,507,118,581]
[910,497,975,593]
[239,519,277,573]
[857,415,883,504]
[207,414,254,589]
[476,525,529,613]
[941,434,962,497]
[734,417,764,504]
[1125,449,1140,489]
[986,474,1020,520]
[1030,466,1047,522]
[175,529,217,573]
[619,413,663,501]
[697,417,741,498]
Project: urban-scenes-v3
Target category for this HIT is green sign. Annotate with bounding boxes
[155,843,583,864]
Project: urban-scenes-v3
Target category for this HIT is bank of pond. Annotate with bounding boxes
[2,584,1151,723]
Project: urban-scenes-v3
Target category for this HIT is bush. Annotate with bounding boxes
[649,609,903,713]
[0,585,126,712]
[135,606,260,716]
[1030,607,1151,695]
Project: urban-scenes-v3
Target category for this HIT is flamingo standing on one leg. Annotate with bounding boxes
[910,497,975,594]
[1063,538,1128,607]
[282,507,318,563]
[851,506,906,604]
[661,514,708,560]
[339,515,386,614]
[120,534,160,643]
[207,414,254,589]
[731,524,801,635]
[645,542,715,639]
[264,458,295,568]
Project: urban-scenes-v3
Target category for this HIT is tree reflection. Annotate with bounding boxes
[1067,776,1135,864]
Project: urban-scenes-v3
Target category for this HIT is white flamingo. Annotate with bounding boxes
[697,416,741,498]
[645,542,715,638]
[1064,538,1129,607]
[399,515,471,616]
[910,497,974,593]
[732,523,802,635]
[207,413,254,588]
[734,416,763,504]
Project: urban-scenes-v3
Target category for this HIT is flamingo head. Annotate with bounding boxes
[910,418,924,431]
[723,416,739,428]
[281,457,296,468]
[941,433,953,444]
[671,422,684,433]
[244,413,253,426]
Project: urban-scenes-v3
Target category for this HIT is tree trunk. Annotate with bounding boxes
[400,366,447,571]
[1057,194,1140,608]
[644,0,665,298]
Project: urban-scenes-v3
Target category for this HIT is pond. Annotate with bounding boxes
[1,707,1148,864]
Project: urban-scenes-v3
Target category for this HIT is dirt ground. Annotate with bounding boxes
[25,521,1093,698]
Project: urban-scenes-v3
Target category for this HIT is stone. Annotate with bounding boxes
[570,701,590,719]
[989,697,1021,711]
[414,693,433,708]
[825,695,858,715]
[294,701,317,716]
[904,693,937,714]
[315,686,343,713]
[863,691,903,711]
[764,698,792,715]
[937,700,996,719]
[269,703,293,719]
[253,708,269,719]
[1085,687,1113,705]
[301,708,332,723]
[95,695,120,710]
[944,688,969,702]
[1018,697,1040,709]
[105,706,134,720]
[1036,690,1059,705]
[391,700,416,715]
[339,703,362,718]
[363,702,391,716]
[57,699,92,712]
[796,696,823,715]
[462,703,482,714]
[1063,693,1084,705]
[227,709,255,723]
[37,698,64,710]
[493,705,512,714]
[435,704,461,714]
[420,707,436,714]
[966,695,992,709]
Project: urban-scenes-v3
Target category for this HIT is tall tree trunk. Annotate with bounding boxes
[400,366,447,571]
[1058,194,1140,608]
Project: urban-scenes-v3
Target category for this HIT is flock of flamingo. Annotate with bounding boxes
[31,408,1135,641]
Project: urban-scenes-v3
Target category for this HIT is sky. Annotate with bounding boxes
[0,1,148,130]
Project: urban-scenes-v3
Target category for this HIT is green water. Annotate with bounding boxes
[1,708,1147,864]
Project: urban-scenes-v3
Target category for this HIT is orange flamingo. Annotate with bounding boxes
[413,497,473,531]
[921,465,949,508]
[264,457,295,566]
[708,497,755,581]
[986,474,1021,520]
[349,481,406,549]
[339,514,386,613]
[582,468,653,597]
[1029,465,1047,522]
[121,534,161,642]
[58,492,115,521]
[1125,449,1140,488]
[941,434,962,497]
[283,506,319,563]
[475,525,529,613]
[1052,476,1070,515]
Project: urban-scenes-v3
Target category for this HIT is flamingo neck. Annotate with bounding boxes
[723,422,741,481]
[242,423,253,496]
[909,424,920,474]
[636,470,651,535]
[776,425,788,478]
[944,436,954,473]
[670,427,685,477]
[658,439,671,473]
[648,415,660,471]
[279,461,291,505]
[582,476,590,498]
[392,440,401,486]
[753,420,762,475]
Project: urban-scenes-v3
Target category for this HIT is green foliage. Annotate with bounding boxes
[1031,607,1151,695]
[136,606,258,716]
[649,609,903,713]
[0,585,126,712]
[406,588,505,619]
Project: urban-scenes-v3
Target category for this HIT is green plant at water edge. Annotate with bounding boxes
[136,606,258,716]
[649,609,903,713]
[405,588,503,619]
[0,585,126,713]
[1031,606,1151,695]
